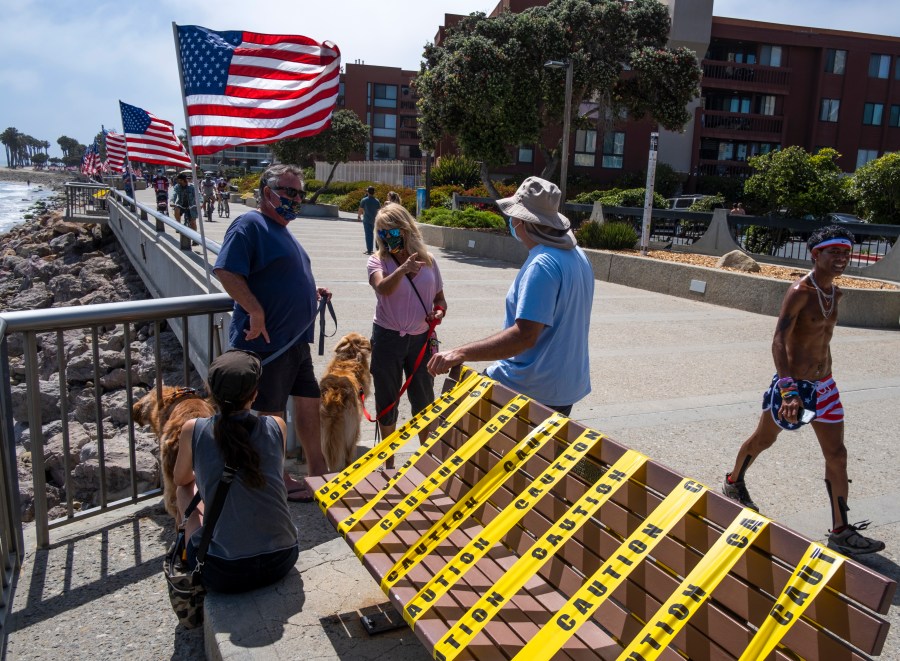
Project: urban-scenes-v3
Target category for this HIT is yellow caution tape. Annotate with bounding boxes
[403,427,606,626]
[337,376,494,537]
[738,542,844,661]
[353,393,531,557]
[314,371,481,512]
[434,450,648,661]
[381,412,567,592]
[513,478,707,661]
[617,509,769,661]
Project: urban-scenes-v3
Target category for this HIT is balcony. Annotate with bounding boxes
[700,110,784,141]
[702,60,791,92]
[698,159,753,178]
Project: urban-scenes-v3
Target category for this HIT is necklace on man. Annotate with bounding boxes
[808,271,835,318]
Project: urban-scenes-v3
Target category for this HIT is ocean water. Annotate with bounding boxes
[0,181,56,234]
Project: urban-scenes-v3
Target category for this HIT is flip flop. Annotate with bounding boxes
[287,486,314,503]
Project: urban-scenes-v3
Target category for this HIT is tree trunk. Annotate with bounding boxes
[539,143,559,181]
[480,162,500,199]
[309,161,339,204]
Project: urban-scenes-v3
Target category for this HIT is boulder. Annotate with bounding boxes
[71,442,159,506]
[44,422,93,486]
[7,283,53,310]
[716,250,761,273]
[10,379,62,425]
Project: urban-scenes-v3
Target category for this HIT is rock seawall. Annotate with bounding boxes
[1,194,200,522]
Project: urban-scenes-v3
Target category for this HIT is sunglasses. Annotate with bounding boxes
[272,186,305,199]
[377,228,403,239]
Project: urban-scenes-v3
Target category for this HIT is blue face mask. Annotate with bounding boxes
[273,195,302,221]
[508,218,521,242]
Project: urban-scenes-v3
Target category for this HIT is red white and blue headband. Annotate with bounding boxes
[811,238,852,251]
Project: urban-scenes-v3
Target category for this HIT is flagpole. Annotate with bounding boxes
[172,21,213,293]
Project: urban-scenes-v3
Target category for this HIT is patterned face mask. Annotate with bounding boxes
[378,228,404,253]
[273,195,302,221]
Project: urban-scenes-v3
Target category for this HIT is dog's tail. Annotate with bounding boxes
[320,374,358,409]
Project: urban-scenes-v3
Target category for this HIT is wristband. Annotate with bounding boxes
[776,376,796,389]
[780,389,799,400]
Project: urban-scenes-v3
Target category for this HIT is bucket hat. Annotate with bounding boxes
[496,177,570,230]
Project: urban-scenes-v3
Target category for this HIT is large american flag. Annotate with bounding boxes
[119,101,192,168]
[175,25,341,156]
[104,130,126,173]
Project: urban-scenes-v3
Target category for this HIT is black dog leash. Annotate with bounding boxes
[260,296,336,367]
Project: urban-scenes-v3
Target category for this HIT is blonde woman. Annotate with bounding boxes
[367,204,447,463]
[386,191,402,205]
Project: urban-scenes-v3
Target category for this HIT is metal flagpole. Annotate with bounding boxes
[171,21,213,292]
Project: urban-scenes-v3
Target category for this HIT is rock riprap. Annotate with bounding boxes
[1,196,201,522]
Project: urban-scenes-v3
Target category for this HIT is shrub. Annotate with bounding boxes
[743,225,789,255]
[576,221,639,250]
[338,184,417,215]
[574,187,667,209]
[431,154,481,188]
[689,194,725,212]
[420,207,506,230]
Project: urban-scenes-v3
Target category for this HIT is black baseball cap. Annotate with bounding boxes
[207,350,262,404]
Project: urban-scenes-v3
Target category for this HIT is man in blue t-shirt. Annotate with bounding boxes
[357,186,381,255]
[214,164,330,501]
[427,177,594,415]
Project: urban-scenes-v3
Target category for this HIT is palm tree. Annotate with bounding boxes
[1,127,21,168]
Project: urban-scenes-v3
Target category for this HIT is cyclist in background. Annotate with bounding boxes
[216,176,230,218]
[201,173,217,222]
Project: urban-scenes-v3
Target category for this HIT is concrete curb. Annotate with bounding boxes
[418,223,900,329]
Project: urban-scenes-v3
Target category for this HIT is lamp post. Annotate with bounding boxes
[544,59,573,211]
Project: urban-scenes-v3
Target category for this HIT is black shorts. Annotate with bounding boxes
[253,342,320,412]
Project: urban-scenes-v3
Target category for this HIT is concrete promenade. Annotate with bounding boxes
[6,192,899,659]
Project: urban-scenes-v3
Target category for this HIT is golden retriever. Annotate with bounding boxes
[132,385,214,518]
[319,333,372,472]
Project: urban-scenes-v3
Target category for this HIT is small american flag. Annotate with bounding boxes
[119,101,192,168]
[105,130,126,173]
[80,140,100,176]
[175,25,341,156]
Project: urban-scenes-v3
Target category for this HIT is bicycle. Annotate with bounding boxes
[217,192,230,218]
[204,194,215,223]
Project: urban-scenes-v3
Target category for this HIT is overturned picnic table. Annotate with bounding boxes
[307,367,895,660]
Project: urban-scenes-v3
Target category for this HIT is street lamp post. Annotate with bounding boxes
[544,59,573,211]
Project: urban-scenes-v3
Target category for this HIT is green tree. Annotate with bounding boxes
[743,146,847,218]
[416,0,701,197]
[2,127,22,168]
[57,135,81,159]
[31,152,48,167]
[850,152,900,225]
[270,110,369,203]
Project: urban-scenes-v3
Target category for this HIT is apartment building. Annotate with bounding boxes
[338,0,900,190]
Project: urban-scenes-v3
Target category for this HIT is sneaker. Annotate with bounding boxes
[827,521,885,556]
[722,473,759,511]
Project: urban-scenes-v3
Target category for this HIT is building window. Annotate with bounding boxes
[718,142,734,161]
[518,145,534,163]
[373,143,396,160]
[756,95,776,116]
[372,113,397,137]
[819,99,840,122]
[863,103,884,126]
[869,54,890,79]
[896,57,900,80]
[889,105,900,127]
[856,149,878,169]
[824,49,847,75]
[337,82,345,106]
[575,129,597,167]
[759,45,782,67]
[730,96,751,113]
[373,84,397,108]
[399,115,417,129]
[601,131,624,169]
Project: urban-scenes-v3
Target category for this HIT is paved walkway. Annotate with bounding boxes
[6,191,899,659]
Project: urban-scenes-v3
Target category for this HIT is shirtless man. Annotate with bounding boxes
[722,225,884,556]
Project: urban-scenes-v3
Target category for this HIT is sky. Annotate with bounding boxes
[1,0,898,162]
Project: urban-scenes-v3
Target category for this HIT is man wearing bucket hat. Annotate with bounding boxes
[427,176,594,415]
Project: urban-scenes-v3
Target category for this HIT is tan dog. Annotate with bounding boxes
[132,385,214,518]
[319,333,372,472]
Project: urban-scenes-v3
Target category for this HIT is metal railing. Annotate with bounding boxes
[0,294,232,553]
[702,59,792,87]
[65,182,111,219]
[701,110,783,136]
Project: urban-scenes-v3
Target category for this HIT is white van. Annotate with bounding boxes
[667,195,707,210]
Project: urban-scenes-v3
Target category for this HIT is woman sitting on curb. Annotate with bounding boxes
[174,350,299,593]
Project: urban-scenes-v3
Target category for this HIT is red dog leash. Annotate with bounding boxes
[361,317,440,423]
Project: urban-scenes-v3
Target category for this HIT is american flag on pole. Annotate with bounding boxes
[174,25,341,156]
[119,101,192,168]
[80,140,100,176]
[104,130,126,173]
